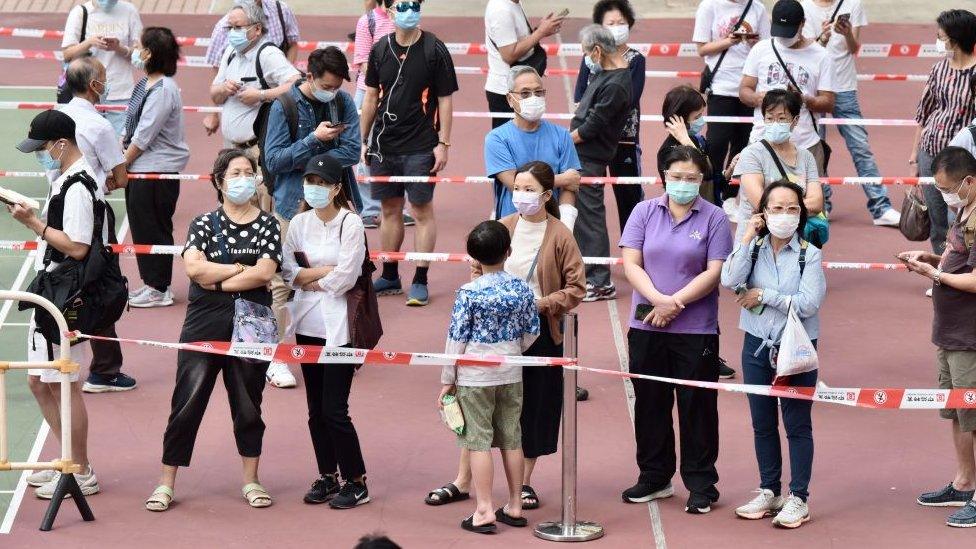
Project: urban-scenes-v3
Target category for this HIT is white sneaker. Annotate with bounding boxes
[926,288,933,298]
[266,361,297,388]
[735,488,784,519]
[771,494,809,528]
[873,208,901,227]
[26,469,57,487]
[128,285,150,299]
[35,467,100,500]
[128,287,174,308]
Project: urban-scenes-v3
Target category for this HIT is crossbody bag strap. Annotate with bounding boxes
[759,139,790,180]
[770,38,820,133]
[80,5,89,43]
[708,0,754,82]
[798,239,809,276]
[747,236,765,284]
[525,246,542,283]
[816,0,847,43]
[275,0,289,51]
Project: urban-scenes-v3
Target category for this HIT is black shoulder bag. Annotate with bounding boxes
[488,5,547,76]
[337,213,383,349]
[699,0,753,95]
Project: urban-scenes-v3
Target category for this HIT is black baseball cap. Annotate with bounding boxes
[770,0,805,38]
[17,110,76,153]
[303,154,343,183]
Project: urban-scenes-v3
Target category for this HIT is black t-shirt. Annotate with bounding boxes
[365,31,459,155]
[179,208,282,343]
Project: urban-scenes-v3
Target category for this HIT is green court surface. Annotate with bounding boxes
[0,87,127,531]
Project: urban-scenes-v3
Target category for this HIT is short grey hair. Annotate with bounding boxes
[65,57,101,96]
[579,24,616,54]
[507,65,542,92]
[231,0,267,34]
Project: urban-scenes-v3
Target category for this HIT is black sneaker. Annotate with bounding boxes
[622,482,674,503]
[717,357,736,380]
[917,483,976,507]
[946,500,976,528]
[685,492,717,514]
[576,387,589,402]
[330,479,370,509]
[83,373,137,393]
[303,475,339,504]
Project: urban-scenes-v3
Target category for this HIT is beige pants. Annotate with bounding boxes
[271,213,291,339]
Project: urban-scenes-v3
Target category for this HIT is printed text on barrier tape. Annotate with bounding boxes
[71,332,976,410]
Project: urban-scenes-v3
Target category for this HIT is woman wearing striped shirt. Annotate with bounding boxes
[910,9,976,259]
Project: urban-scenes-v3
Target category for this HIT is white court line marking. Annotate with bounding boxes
[0,215,130,534]
[1,323,29,327]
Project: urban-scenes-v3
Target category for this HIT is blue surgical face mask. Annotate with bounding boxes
[394,9,421,30]
[35,141,65,171]
[689,117,706,136]
[93,80,110,103]
[303,184,335,209]
[313,88,336,103]
[96,0,118,11]
[224,176,258,205]
[763,122,792,145]
[228,28,252,52]
[130,48,146,70]
[665,181,700,205]
[584,53,603,74]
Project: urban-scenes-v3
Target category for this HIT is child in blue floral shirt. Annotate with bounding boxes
[439,221,539,534]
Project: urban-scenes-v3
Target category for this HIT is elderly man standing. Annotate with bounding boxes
[570,24,632,302]
[203,0,301,137]
[210,1,301,389]
[60,57,136,394]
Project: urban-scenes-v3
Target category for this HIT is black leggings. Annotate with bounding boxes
[125,175,180,290]
[705,95,753,201]
[608,143,644,231]
[162,351,268,467]
[297,334,367,480]
[521,318,564,459]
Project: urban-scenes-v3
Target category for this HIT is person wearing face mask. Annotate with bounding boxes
[657,85,715,204]
[899,147,976,528]
[145,149,282,513]
[122,27,189,310]
[281,154,371,510]
[11,110,104,500]
[909,10,976,267]
[618,146,732,514]
[573,0,646,237]
[733,90,824,242]
[484,66,581,230]
[60,0,143,135]
[721,180,825,529]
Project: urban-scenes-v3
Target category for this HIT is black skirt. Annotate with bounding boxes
[521,317,564,459]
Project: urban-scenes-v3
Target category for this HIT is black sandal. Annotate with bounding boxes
[521,485,540,510]
[461,515,497,534]
[424,483,470,506]
[495,507,528,527]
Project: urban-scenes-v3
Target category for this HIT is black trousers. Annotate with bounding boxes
[125,176,180,290]
[486,90,514,129]
[89,323,123,376]
[521,318,563,459]
[705,94,753,201]
[162,350,268,467]
[608,143,644,231]
[575,160,612,287]
[297,334,367,480]
[628,329,720,498]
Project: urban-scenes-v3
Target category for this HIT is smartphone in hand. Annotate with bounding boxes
[635,303,654,322]
[734,285,765,315]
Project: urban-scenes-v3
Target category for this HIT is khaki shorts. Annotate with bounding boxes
[937,348,976,432]
[456,383,523,451]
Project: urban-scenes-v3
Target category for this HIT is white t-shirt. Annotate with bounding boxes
[692,0,771,98]
[742,39,836,149]
[58,97,124,191]
[801,0,866,92]
[36,158,108,273]
[505,217,546,298]
[213,38,301,144]
[61,1,143,101]
[485,0,533,95]
[948,125,976,156]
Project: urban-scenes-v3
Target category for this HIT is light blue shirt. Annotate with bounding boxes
[720,234,827,346]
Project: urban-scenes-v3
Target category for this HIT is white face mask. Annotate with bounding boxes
[774,33,800,48]
[607,24,629,45]
[941,179,971,209]
[766,213,801,239]
[517,95,546,122]
[936,38,955,59]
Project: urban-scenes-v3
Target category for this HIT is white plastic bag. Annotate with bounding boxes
[775,300,818,379]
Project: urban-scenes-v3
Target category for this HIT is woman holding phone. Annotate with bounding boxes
[720,180,826,529]
[281,153,370,510]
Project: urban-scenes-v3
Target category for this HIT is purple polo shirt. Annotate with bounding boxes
[619,195,733,334]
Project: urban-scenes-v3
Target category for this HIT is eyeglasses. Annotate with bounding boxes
[664,170,703,183]
[223,23,256,32]
[394,1,421,12]
[765,205,802,215]
[509,89,546,99]
[763,116,796,124]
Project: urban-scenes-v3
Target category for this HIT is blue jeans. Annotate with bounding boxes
[102,98,130,137]
[742,333,817,501]
[821,90,892,219]
[917,147,952,254]
[354,88,381,218]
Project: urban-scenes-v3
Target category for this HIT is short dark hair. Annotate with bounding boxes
[307,47,351,82]
[662,85,706,127]
[761,88,803,118]
[211,148,257,202]
[466,220,511,266]
[932,146,976,181]
[662,145,711,180]
[592,0,636,27]
[141,27,180,77]
[65,57,100,96]
[383,0,424,8]
[937,9,976,55]
[756,180,809,239]
[354,535,402,549]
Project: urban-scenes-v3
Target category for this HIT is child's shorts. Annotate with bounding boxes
[456,382,523,451]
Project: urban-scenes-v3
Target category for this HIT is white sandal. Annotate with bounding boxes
[145,485,174,512]
[242,482,273,508]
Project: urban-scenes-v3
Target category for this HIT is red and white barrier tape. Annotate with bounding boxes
[449,66,929,82]
[0,241,909,271]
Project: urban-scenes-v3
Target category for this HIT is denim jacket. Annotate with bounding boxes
[264,83,360,220]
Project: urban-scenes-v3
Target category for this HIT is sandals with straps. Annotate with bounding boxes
[521,485,540,510]
[242,482,273,508]
[145,485,174,512]
[425,482,470,506]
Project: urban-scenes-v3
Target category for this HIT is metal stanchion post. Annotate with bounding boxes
[534,313,604,542]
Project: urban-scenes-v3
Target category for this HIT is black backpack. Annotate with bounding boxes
[20,171,128,357]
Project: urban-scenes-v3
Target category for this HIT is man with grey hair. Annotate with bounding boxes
[570,24,632,302]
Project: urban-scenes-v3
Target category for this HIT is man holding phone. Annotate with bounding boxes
[801,0,901,227]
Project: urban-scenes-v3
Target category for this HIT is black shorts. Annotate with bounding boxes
[369,152,436,205]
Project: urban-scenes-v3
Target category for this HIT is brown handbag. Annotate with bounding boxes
[338,214,383,349]
[899,184,931,242]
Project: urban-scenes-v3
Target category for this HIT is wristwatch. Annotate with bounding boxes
[934,269,943,286]
[756,288,765,303]
[437,140,451,148]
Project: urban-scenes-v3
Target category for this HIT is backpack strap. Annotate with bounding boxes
[746,236,765,284]
[209,210,231,263]
[798,239,809,276]
[962,207,976,250]
[274,0,290,52]
[79,5,89,43]
[44,171,100,266]
[759,139,790,180]
[277,89,301,141]
[254,42,278,90]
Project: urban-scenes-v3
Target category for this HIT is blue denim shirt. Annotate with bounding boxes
[720,234,827,347]
[264,84,360,220]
